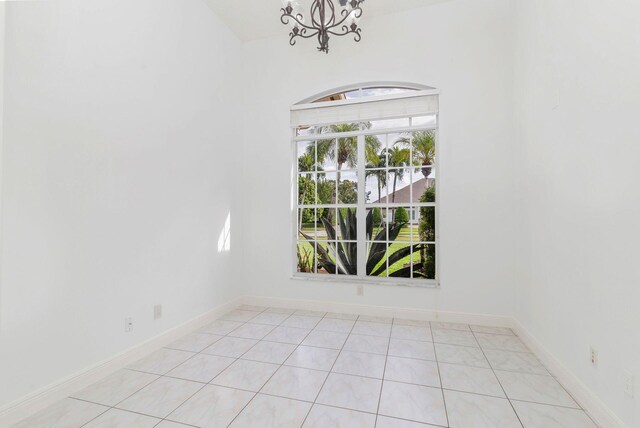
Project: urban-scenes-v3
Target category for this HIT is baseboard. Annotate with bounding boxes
[513,319,628,428]
[0,296,242,427]
[242,295,514,327]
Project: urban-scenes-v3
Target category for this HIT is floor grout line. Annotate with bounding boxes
[298,312,358,427]
[21,305,597,428]
[154,306,270,427]
[430,320,451,428]
[469,327,526,428]
[224,309,329,427]
[373,317,393,428]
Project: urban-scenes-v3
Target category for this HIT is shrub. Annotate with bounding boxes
[418,185,436,279]
[372,207,382,224]
[394,206,409,224]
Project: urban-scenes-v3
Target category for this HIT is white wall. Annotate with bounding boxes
[514,1,640,426]
[240,0,518,316]
[0,3,5,282]
[0,0,242,407]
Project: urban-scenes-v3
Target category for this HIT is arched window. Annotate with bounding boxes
[293,83,439,287]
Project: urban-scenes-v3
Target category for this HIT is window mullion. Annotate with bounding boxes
[357,132,367,277]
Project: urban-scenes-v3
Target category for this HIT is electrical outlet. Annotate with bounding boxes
[356,284,364,296]
[590,347,598,367]
[125,317,134,333]
[624,370,634,398]
[154,304,162,320]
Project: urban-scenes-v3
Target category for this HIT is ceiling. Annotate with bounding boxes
[203,0,450,42]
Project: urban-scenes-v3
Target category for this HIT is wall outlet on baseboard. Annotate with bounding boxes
[356,284,364,296]
[624,370,634,398]
[125,317,134,333]
[154,304,163,320]
[590,347,598,367]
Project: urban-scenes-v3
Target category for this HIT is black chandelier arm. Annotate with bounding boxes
[289,28,324,46]
[327,5,363,32]
[280,9,318,33]
[327,26,362,42]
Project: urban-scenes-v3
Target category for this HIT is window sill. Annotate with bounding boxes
[290,273,439,289]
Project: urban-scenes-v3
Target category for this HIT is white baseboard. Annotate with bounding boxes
[512,319,628,428]
[0,297,242,427]
[242,295,514,327]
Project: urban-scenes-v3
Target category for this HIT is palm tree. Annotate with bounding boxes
[365,154,387,203]
[311,124,381,204]
[316,123,359,182]
[397,130,436,179]
[386,144,410,204]
[384,144,410,223]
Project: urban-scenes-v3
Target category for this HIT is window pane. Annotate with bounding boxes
[296,241,314,273]
[336,207,357,241]
[316,241,336,274]
[299,208,324,240]
[410,167,436,204]
[296,126,318,137]
[365,171,387,204]
[367,207,387,242]
[336,241,357,275]
[366,242,388,277]
[413,243,436,280]
[317,139,337,172]
[387,242,412,278]
[297,141,315,172]
[366,134,388,167]
[298,173,316,206]
[361,87,416,97]
[387,132,408,150]
[317,172,337,205]
[418,207,436,242]
[386,169,411,204]
[319,208,338,240]
[388,207,412,242]
[338,171,358,204]
[364,134,384,167]
[337,135,358,170]
[408,213,420,243]
[409,129,436,171]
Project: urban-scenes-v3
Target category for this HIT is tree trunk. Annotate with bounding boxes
[392,174,398,221]
[298,173,310,231]
[328,162,343,224]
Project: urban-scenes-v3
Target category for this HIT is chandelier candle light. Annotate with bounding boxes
[280,0,364,53]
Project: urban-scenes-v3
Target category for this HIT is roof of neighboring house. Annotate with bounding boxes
[372,178,435,204]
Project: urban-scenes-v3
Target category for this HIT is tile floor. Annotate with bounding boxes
[13,305,600,428]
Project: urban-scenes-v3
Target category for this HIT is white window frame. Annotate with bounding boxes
[291,83,440,288]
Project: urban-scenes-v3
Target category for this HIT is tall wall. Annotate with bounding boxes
[514,1,640,426]
[240,0,518,316]
[0,0,243,407]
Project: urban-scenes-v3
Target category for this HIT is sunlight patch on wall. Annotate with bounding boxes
[218,212,231,252]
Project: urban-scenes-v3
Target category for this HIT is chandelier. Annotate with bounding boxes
[280,0,364,53]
